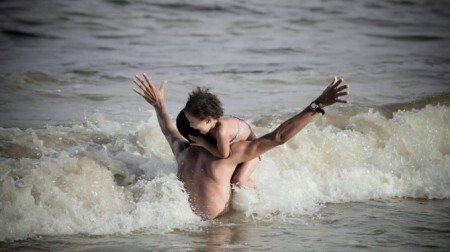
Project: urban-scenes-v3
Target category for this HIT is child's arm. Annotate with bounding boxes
[189,125,230,158]
[189,135,226,158]
[215,128,231,158]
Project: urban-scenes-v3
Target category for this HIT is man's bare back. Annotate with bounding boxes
[133,74,349,219]
[177,146,236,218]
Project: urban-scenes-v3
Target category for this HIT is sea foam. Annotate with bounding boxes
[0,105,448,240]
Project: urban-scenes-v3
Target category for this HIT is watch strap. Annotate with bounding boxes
[310,102,325,115]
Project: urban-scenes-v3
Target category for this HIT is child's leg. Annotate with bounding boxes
[231,157,259,189]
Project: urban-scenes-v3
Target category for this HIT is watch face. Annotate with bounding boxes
[311,102,318,109]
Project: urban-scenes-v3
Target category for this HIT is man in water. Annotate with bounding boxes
[133,74,349,219]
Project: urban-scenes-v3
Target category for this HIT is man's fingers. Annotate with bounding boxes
[143,73,152,84]
[135,73,159,96]
[133,88,154,104]
[328,76,343,90]
[133,78,145,90]
[133,87,153,101]
[335,98,348,103]
[143,73,154,88]
[132,88,143,96]
[134,75,151,94]
[132,73,168,107]
[336,85,348,92]
[329,76,338,87]
[333,78,343,88]
[135,74,144,85]
[134,79,157,98]
[133,78,141,88]
[143,73,157,93]
[133,79,152,97]
[336,91,349,97]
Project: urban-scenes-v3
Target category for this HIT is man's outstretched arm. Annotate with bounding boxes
[133,73,188,156]
[233,76,349,163]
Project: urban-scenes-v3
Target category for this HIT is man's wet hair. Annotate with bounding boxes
[184,87,223,120]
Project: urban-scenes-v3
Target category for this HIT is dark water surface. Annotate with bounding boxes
[0,0,449,127]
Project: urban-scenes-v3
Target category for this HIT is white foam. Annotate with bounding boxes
[0,105,449,240]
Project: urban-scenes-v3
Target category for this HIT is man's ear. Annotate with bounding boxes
[206,116,213,123]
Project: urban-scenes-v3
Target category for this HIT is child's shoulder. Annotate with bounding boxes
[216,117,235,133]
[218,116,239,127]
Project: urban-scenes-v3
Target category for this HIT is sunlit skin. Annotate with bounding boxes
[133,73,349,219]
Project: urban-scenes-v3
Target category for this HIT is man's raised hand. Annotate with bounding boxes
[315,76,349,108]
[133,73,168,108]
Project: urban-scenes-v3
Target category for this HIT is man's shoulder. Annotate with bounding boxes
[172,138,191,157]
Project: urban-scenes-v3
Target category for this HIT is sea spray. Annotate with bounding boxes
[235,105,449,217]
[0,116,201,241]
[1,104,449,241]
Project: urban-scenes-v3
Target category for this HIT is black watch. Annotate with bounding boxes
[310,102,325,115]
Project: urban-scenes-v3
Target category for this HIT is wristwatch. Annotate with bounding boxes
[310,101,325,115]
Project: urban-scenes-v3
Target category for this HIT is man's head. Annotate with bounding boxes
[183,87,224,134]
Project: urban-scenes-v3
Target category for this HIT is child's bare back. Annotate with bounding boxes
[213,116,254,144]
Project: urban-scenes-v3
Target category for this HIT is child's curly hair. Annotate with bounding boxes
[184,87,223,119]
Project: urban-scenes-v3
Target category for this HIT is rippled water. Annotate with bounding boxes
[0,0,449,251]
[1,0,449,127]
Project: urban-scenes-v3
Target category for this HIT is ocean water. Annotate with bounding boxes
[1,0,449,251]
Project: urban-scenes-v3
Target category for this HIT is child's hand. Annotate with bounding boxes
[189,135,207,148]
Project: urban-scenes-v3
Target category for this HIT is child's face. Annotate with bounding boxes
[184,112,213,135]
